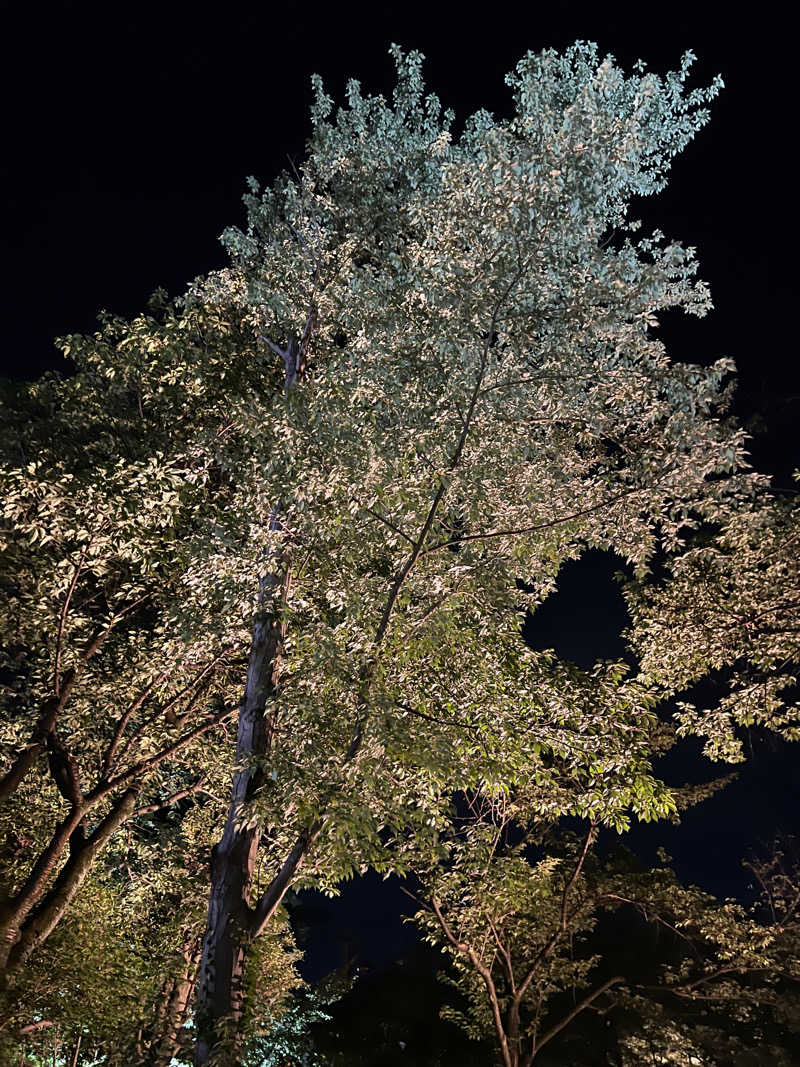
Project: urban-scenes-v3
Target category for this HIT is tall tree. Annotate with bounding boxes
[0,294,283,979]
[189,42,761,1060]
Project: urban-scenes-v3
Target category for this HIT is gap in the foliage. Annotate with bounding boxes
[623,733,800,901]
[521,549,633,669]
[289,872,421,983]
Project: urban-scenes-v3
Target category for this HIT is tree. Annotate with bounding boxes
[191,41,755,1061]
[0,40,768,1064]
[0,800,306,1066]
[0,293,283,979]
[625,488,800,761]
[415,793,800,1066]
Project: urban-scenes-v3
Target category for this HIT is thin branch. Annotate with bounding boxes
[54,543,92,695]
[133,777,208,818]
[420,484,644,557]
[486,913,516,992]
[431,898,514,1067]
[431,896,473,956]
[395,701,478,734]
[532,976,624,1058]
[363,506,417,547]
[600,894,700,955]
[19,1020,55,1034]
[516,824,597,1004]
[111,653,226,771]
[92,706,235,801]
[102,667,171,775]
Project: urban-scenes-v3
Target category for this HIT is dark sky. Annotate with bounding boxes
[2,0,796,979]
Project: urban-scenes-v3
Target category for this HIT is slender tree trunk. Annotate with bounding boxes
[146,938,201,1066]
[0,805,85,973]
[506,1001,522,1067]
[193,567,288,1065]
[193,318,315,1064]
[0,791,136,977]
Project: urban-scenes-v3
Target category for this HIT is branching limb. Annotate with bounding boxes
[528,976,624,1063]
[133,777,208,818]
[92,706,236,801]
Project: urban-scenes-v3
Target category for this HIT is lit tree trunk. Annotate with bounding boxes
[146,937,202,1067]
[0,805,85,974]
[0,790,137,975]
[194,327,315,1064]
[193,553,290,1063]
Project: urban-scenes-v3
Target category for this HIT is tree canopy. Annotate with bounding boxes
[1,41,797,1067]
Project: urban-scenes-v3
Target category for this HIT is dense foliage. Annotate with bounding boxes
[1,41,797,1065]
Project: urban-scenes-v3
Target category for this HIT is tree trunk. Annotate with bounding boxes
[146,938,201,1066]
[0,805,85,974]
[193,579,286,1065]
[506,1000,522,1067]
[193,315,317,1063]
[0,792,136,977]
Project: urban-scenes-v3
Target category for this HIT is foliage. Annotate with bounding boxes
[626,488,800,760]
[0,292,278,979]
[3,38,791,1063]
[244,971,352,1067]
[196,39,757,894]
[415,795,800,1066]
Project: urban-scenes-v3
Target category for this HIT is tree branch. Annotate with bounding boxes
[101,668,171,775]
[8,789,138,972]
[92,706,235,801]
[531,976,624,1060]
[431,897,513,1067]
[0,697,60,803]
[133,778,207,818]
[516,823,597,1004]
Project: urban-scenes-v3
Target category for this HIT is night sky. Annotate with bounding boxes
[2,0,796,990]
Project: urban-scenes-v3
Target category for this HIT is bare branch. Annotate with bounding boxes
[92,706,236,801]
[102,667,171,776]
[133,777,208,818]
[516,823,597,1004]
[364,506,417,547]
[532,976,624,1059]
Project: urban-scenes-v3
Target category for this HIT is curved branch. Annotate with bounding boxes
[530,976,623,1061]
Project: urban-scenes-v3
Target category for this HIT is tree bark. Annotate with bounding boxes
[145,938,202,1067]
[0,698,59,803]
[193,569,287,1065]
[4,790,137,974]
[0,805,85,973]
[193,307,317,1064]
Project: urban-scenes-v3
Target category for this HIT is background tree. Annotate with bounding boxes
[0,293,286,979]
[415,792,800,1066]
[625,489,800,761]
[0,801,306,1066]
